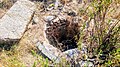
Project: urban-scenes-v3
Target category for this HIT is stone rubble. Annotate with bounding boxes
[36,11,94,67]
[36,1,97,66]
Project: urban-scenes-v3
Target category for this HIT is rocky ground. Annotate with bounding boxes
[0,0,120,67]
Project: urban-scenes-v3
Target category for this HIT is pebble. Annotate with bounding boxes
[44,16,55,21]
[63,48,80,59]
[79,60,94,67]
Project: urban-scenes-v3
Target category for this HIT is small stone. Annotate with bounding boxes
[63,48,80,59]
[47,7,54,11]
[32,16,39,24]
[79,61,94,67]
[44,16,55,21]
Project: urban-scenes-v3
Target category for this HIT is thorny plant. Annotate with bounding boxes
[77,0,120,66]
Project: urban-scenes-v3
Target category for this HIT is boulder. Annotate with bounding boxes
[0,0,35,44]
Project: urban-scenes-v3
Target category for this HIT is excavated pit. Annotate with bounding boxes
[45,17,80,52]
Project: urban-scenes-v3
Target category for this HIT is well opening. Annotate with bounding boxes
[45,17,79,52]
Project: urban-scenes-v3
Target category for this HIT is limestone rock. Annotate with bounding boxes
[63,48,80,60]
[44,16,55,22]
[36,41,63,63]
[0,0,35,44]
[78,61,94,67]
